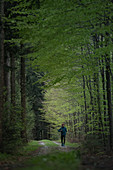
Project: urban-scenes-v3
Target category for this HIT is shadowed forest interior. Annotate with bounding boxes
[0,0,113,169]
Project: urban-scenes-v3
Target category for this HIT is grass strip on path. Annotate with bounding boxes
[56,140,80,147]
[38,139,59,147]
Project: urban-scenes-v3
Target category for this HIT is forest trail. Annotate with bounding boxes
[23,140,113,170]
[0,140,113,170]
[0,140,80,170]
[36,140,78,156]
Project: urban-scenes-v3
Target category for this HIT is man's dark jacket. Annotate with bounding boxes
[58,127,67,136]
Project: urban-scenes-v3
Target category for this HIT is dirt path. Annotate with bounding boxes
[0,141,79,170]
[32,141,78,156]
[1,141,112,170]
[53,141,60,146]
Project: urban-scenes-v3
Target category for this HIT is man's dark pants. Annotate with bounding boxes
[61,135,65,145]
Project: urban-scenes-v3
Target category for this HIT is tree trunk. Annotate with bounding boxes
[86,75,94,132]
[20,56,27,142]
[11,54,16,122]
[82,73,88,134]
[4,52,11,104]
[0,0,4,150]
[100,56,107,146]
[105,55,113,150]
[96,69,104,139]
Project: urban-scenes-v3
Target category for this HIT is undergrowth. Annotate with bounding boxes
[0,140,40,162]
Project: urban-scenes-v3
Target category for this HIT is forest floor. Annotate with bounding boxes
[0,140,80,170]
[0,140,113,170]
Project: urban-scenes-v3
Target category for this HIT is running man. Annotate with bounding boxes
[58,124,67,146]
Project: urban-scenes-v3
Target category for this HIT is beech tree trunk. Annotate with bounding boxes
[0,0,4,150]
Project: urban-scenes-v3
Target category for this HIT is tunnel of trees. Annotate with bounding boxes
[0,0,113,153]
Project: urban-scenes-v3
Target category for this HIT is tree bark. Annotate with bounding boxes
[105,55,113,150]
[11,54,16,122]
[82,73,88,134]
[20,56,27,142]
[0,0,4,150]
[4,52,11,103]
[86,75,94,132]
[100,56,107,145]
